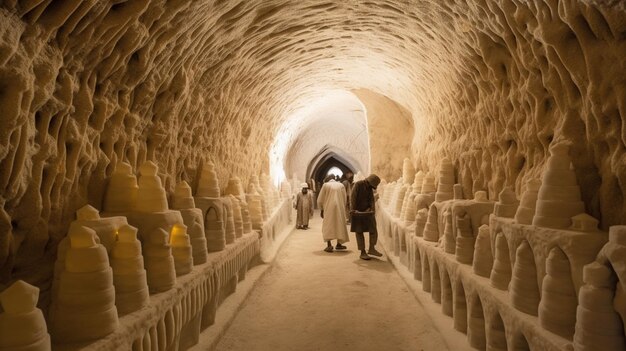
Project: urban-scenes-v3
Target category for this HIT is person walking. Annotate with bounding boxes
[317,175,349,252]
[341,172,354,224]
[350,174,383,260]
[294,183,314,229]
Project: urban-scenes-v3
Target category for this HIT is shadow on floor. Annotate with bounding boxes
[311,249,353,256]
[353,257,394,273]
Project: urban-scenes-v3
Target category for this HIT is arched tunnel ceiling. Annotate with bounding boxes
[280,90,369,183]
[311,156,353,186]
[306,147,361,184]
[0,0,625,281]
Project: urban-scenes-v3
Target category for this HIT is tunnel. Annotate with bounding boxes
[0,1,625,350]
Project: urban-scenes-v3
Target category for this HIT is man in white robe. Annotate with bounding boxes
[294,183,313,229]
[317,176,349,252]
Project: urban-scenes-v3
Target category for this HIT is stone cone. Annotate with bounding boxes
[573,262,626,351]
[196,161,220,197]
[0,280,51,351]
[204,200,226,252]
[494,186,519,218]
[229,195,244,238]
[423,205,439,242]
[170,224,193,276]
[381,182,396,207]
[435,157,454,202]
[414,208,428,237]
[421,173,437,194]
[412,171,424,194]
[240,199,253,233]
[387,183,400,212]
[103,162,137,213]
[111,225,149,315]
[246,189,264,230]
[70,205,117,252]
[510,241,540,315]
[472,225,493,277]
[388,182,399,207]
[402,193,417,224]
[399,189,411,220]
[136,161,168,213]
[415,193,434,212]
[514,179,541,224]
[443,210,455,254]
[172,181,196,210]
[185,215,208,265]
[490,233,512,290]
[533,143,585,229]
[224,176,245,197]
[49,226,118,343]
[539,247,577,339]
[173,181,208,265]
[393,185,408,218]
[455,212,474,264]
[223,198,236,244]
[143,228,176,293]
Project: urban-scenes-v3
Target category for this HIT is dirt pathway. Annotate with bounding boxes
[214,215,449,351]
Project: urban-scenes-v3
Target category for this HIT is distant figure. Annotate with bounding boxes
[317,175,349,252]
[309,178,318,209]
[350,174,382,260]
[341,172,354,223]
[294,183,314,229]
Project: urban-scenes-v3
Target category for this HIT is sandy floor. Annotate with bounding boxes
[214,214,449,351]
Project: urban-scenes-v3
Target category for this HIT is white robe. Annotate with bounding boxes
[294,191,313,227]
[317,180,349,243]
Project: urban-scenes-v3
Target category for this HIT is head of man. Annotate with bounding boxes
[324,175,335,183]
[346,172,354,182]
[300,183,309,194]
[365,174,381,189]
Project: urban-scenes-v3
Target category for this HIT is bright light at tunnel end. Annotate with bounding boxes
[269,89,368,186]
[326,166,343,178]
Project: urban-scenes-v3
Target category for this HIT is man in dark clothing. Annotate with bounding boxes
[350,174,382,260]
[341,172,354,224]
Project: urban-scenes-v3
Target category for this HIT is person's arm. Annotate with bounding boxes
[340,186,347,217]
[317,184,326,210]
[350,182,358,213]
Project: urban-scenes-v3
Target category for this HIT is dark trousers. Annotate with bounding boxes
[355,231,378,250]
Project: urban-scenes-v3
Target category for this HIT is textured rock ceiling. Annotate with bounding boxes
[277,90,369,183]
[0,0,625,284]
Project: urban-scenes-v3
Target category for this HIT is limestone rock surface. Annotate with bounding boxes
[0,1,624,299]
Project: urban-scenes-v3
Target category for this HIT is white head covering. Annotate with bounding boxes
[300,182,309,189]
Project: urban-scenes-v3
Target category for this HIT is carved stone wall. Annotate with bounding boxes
[0,1,624,290]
